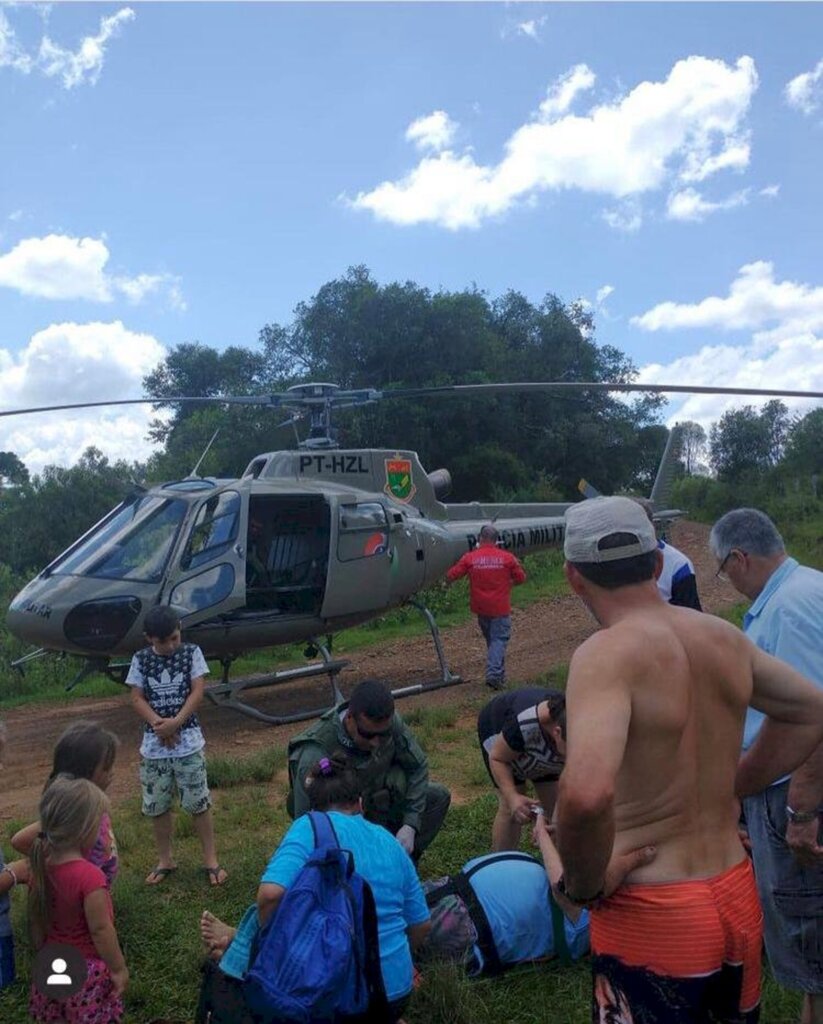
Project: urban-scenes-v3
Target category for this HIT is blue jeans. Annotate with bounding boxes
[744,779,823,992]
[477,615,511,685]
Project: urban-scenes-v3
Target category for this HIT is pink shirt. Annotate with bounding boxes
[44,859,111,960]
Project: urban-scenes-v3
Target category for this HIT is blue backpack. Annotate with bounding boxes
[244,812,388,1023]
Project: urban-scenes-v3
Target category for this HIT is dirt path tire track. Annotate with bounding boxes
[0,521,735,822]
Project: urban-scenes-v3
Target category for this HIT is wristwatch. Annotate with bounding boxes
[786,805,819,825]
[554,873,605,906]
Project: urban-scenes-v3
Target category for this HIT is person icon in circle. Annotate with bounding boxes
[46,958,72,986]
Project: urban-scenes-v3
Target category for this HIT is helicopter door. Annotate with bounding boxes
[320,500,392,619]
[164,483,250,626]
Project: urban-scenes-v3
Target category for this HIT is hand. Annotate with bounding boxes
[738,826,752,854]
[786,818,823,867]
[509,794,539,825]
[531,810,551,846]
[111,965,129,996]
[396,824,416,855]
[601,844,657,899]
[153,718,180,742]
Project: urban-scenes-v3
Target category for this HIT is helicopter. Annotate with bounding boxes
[4,379,822,724]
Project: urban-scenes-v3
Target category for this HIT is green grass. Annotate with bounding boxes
[0,705,805,1023]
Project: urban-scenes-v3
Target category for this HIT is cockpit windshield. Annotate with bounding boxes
[49,496,187,583]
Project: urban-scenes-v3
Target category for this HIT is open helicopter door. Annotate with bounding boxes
[320,497,393,619]
[162,480,250,626]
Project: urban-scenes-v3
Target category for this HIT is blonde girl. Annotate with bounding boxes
[28,775,128,1024]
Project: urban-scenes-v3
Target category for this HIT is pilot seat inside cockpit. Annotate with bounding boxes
[245,496,329,614]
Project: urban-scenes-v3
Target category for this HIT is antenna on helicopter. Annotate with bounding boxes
[188,428,221,478]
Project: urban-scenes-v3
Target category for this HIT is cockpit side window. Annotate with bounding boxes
[337,502,389,561]
[180,491,241,571]
[50,497,187,583]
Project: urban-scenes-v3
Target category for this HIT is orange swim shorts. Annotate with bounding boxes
[590,858,763,1023]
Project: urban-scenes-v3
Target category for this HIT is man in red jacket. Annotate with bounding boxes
[446,525,527,690]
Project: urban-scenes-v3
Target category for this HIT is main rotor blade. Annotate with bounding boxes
[0,380,820,421]
[0,395,292,419]
[377,382,823,401]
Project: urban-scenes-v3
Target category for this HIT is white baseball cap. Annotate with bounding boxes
[564,496,657,563]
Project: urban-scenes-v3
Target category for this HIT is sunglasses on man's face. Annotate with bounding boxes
[355,719,391,741]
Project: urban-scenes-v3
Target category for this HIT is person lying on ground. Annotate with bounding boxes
[419,811,655,977]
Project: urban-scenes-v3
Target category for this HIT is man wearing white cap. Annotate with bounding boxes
[554,496,823,1024]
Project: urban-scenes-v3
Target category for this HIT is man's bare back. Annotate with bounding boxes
[570,604,751,884]
[556,495,823,1022]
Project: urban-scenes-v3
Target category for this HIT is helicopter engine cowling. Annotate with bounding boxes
[427,468,452,500]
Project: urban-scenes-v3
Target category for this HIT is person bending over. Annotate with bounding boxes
[477,687,566,850]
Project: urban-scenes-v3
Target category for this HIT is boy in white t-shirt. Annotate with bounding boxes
[126,607,227,886]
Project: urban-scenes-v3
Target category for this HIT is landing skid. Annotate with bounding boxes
[204,602,466,725]
[204,640,350,726]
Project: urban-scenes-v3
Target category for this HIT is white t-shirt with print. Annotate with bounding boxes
[125,642,209,759]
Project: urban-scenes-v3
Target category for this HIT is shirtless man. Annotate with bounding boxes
[555,496,823,1023]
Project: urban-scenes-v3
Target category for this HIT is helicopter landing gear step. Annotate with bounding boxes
[203,640,350,726]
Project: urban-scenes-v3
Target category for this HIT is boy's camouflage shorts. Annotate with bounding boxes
[139,750,211,816]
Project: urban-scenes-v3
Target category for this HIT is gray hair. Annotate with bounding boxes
[480,524,499,542]
[709,508,785,560]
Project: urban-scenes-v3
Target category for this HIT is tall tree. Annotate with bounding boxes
[677,421,708,475]
[782,407,823,474]
[708,403,789,481]
[0,451,29,487]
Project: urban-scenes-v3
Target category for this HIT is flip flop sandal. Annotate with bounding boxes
[146,866,177,885]
[203,865,228,886]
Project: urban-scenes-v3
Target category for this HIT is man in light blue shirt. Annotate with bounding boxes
[711,507,823,1024]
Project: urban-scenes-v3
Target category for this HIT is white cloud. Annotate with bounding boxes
[760,183,780,198]
[38,7,134,88]
[538,63,595,119]
[0,321,167,472]
[638,337,823,433]
[666,186,750,222]
[516,16,547,41]
[405,111,458,153]
[602,198,643,233]
[0,7,133,88]
[0,234,185,308]
[596,284,614,306]
[634,263,823,430]
[785,58,823,115]
[350,55,758,230]
[0,9,33,73]
[8,209,24,222]
[632,261,823,339]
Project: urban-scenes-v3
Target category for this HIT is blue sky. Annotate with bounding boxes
[1,2,822,471]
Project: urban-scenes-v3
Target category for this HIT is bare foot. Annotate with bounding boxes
[200,910,236,959]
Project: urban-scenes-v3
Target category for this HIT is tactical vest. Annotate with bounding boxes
[287,706,412,818]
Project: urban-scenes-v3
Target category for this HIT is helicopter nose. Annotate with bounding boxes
[7,578,143,654]
[6,590,56,648]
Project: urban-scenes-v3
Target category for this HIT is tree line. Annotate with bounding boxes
[0,266,820,578]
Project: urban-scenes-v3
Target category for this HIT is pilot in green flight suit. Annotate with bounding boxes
[287,679,451,861]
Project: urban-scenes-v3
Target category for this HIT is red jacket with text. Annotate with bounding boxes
[446,541,527,618]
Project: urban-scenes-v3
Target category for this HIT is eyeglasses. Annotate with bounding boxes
[354,719,391,742]
[715,550,743,583]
